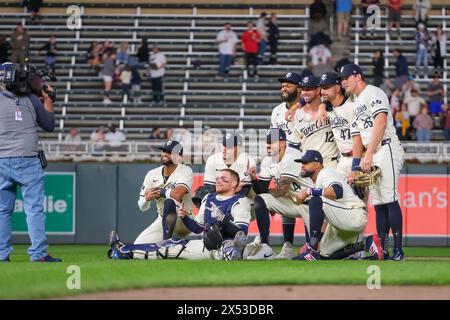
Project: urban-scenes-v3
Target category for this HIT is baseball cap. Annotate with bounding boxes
[266,128,287,143]
[338,63,363,79]
[222,132,243,148]
[294,150,323,165]
[300,75,320,88]
[278,72,302,86]
[158,140,183,155]
[319,72,340,86]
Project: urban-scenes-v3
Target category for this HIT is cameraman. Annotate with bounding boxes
[0,62,61,262]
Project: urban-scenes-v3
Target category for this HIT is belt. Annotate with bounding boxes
[288,143,300,150]
[381,138,391,146]
[341,151,353,157]
[331,156,339,162]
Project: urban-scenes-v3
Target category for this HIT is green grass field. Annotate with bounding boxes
[1,245,450,299]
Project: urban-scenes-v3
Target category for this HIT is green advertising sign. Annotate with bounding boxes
[12,172,76,235]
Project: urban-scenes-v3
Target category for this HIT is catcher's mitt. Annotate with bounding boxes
[203,223,224,251]
[353,166,382,188]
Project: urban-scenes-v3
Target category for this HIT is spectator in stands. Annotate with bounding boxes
[443,105,450,140]
[268,13,279,65]
[392,48,409,89]
[148,44,167,104]
[39,35,58,75]
[372,50,384,87]
[389,88,401,116]
[361,0,380,38]
[387,0,402,40]
[401,75,420,100]
[23,0,43,24]
[241,21,260,78]
[137,38,149,66]
[431,26,446,76]
[336,0,352,40]
[256,12,269,65]
[64,128,82,153]
[414,0,431,28]
[105,123,126,151]
[427,75,444,115]
[117,42,130,66]
[90,126,106,154]
[10,23,29,64]
[395,103,410,140]
[334,51,352,73]
[309,0,328,36]
[415,23,429,78]
[0,35,10,64]
[405,89,427,123]
[172,126,191,158]
[120,64,132,102]
[164,128,173,141]
[102,41,116,58]
[413,106,434,142]
[310,44,332,76]
[101,51,117,104]
[87,41,102,70]
[149,128,162,140]
[131,66,141,104]
[216,22,239,79]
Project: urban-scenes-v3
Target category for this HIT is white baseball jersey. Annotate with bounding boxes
[138,164,194,215]
[327,97,356,154]
[203,152,256,186]
[270,102,301,149]
[315,167,365,209]
[293,108,340,163]
[195,194,251,228]
[259,148,314,199]
[351,85,400,149]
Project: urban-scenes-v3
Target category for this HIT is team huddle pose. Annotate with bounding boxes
[108,63,405,262]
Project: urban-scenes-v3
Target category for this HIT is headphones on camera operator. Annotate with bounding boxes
[0,59,56,102]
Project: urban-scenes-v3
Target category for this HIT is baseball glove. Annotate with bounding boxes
[353,166,382,188]
[203,223,224,251]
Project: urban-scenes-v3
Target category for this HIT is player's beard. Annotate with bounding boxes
[161,157,174,166]
[281,90,298,103]
[301,169,314,178]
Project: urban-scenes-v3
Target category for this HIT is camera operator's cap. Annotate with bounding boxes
[158,140,183,155]
[0,62,14,83]
[338,63,363,79]
[278,72,302,86]
[266,128,286,143]
[223,132,243,148]
[294,150,323,165]
[319,72,340,86]
[300,75,320,88]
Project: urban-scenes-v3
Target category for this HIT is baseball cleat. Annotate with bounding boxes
[33,254,62,262]
[230,231,247,260]
[108,231,132,260]
[243,235,262,259]
[389,249,405,261]
[246,243,274,260]
[364,234,384,261]
[0,256,10,262]
[292,248,320,261]
[274,241,294,259]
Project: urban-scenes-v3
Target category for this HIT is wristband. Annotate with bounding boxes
[159,188,171,198]
[307,188,323,196]
[351,158,361,171]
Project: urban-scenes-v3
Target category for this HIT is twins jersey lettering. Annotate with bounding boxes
[350,85,399,148]
[203,152,256,186]
[259,148,314,199]
[270,102,301,149]
[327,97,356,154]
[138,164,193,215]
[293,108,340,163]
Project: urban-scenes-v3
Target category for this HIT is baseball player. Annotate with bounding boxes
[108,169,250,261]
[340,63,405,261]
[270,72,303,150]
[245,128,313,260]
[192,132,256,207]
[292,150,384,260]
[318,72,357,176]
[133,140,194,256]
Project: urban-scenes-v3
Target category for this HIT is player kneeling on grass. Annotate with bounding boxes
[108,169,250,260]
[292,150,384,261]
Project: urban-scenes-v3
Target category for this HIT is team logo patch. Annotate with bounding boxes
[340,66,344,73]
[303,77,309,83]
[167,140,172,145]
[286,72,292,78]
[321,74,327,81]
[226,133,232,139]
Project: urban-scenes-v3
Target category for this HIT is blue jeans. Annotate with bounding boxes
[258,40,267,64]
[415,48,428,75]
[416,128,431,141]
[218,54,233,77]
[0,157,48,261]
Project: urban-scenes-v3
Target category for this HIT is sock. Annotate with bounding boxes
[329,242,365,260]
[374,204,390,253]
[255,196,270,244]
[162,199,177,240]
[386,201,403,251]
[304,223,310,245]
[281,216,295,244]
[308,196,325,251]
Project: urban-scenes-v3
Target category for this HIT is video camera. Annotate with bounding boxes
[0,60,57,102]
